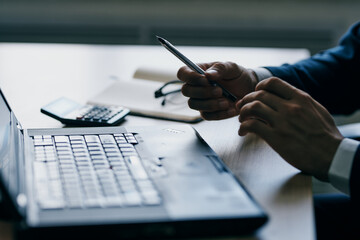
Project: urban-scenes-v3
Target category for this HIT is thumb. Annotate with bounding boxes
[205,62,242,82]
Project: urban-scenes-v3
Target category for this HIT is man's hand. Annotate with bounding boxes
[236,77,344,181]
[177,62,258,120]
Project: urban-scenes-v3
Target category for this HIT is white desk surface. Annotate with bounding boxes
[0,43,313,240]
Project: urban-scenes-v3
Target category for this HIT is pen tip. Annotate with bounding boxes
[156,36,165,44]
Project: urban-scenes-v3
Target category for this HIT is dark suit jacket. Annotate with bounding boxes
[265,21,360,201]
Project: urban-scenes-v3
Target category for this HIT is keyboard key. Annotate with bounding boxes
[89,150,104,156]
[84,198,102,208]
[119,147,135,152]
[33,133,161,210]
[55,143,71,147]
[69,135,84,141]
[67,200,83,209]
[54,136,69,143]
[125,156,149,180]
[88,146,101,151]
[103,197,123,207]
[124,133,138,144]
[118,143,133,148]
[99,135,116,144]
[39,199,65,210]
[85,135,100,143]
[142,193,162,206]
[34,139,53,146]
[124,192,142,206]
[74,156,91,162]
[122,152,138,157]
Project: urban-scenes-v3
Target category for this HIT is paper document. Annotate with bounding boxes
[88,67,202,123]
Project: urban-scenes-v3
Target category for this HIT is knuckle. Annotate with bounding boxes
[252,100,263,109]
[247,100,263,111]
[213,62,226,72]
[224,61,237,69]
[257,78,269,89]
[187,99,197,109]
[299,91,312,102]
[240,100,260,116]
[177,66,187,80]
[267,77,281,86]
[241,119,257,131]
[181,84,190,96]
[255,90,267,99]
[287,104,303,116]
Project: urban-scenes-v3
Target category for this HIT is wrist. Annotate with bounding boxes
[247,69,260,91]
[251,67,273,82]
[305,131,343,182]
[319,136,343,181]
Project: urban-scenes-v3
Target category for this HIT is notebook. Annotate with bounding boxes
[0,88,267,239]
[88,66,202,123]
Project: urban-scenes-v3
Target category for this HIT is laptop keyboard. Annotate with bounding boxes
[32,133,162,210]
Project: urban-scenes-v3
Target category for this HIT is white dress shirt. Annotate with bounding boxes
[252,68,360,195]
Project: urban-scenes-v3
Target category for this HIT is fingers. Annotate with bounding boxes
[201,108,239,120]
[205,62,242,82]
[256,77,296,100]
[239,118,273,141]
[177,62,218,86]
[182,84,222,99]
[236,78,290,137]
[188,97,230,112]
[256,77,336,125]
[236,89,285,112]
[238,100,277,127]
[177,66,209,86]
[177,61,245,120]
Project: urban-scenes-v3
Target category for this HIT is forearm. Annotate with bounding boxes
[250,68,359,197]
[263,22,360,114]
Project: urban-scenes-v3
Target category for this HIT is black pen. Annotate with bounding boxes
[156,36,237,102]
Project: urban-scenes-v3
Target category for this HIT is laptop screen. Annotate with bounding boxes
[0,90,20,203]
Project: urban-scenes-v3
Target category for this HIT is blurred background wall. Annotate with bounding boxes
[0,0,359,54]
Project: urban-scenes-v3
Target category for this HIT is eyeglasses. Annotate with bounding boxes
[154,80,185,106]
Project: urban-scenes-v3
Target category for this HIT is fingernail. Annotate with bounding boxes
[206,69,217,74]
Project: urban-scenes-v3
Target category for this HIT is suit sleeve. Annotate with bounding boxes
[350,145,360,201]
[265,21,360,115]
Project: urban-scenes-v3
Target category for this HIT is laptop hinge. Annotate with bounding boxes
[17,122,23,132]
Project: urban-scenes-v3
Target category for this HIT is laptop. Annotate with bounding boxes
[0,88,267,239]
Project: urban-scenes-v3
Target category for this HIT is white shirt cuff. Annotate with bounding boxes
[328,138,359,194]
[252,68,273,82]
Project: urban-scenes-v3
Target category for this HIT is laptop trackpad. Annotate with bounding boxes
[159,156,260,219]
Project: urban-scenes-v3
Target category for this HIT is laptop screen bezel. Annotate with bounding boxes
[0,88,25,218]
